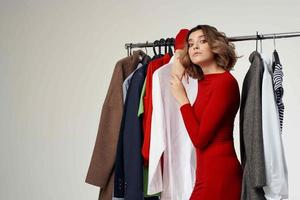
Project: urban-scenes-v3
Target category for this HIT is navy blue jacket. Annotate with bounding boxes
[114,60,159,200]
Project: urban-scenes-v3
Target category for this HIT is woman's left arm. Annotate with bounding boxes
[180,79,239,150]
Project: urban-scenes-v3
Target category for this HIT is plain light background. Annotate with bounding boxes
[1,0,299,199]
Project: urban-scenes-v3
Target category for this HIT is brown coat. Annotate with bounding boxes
[86,50,146,199]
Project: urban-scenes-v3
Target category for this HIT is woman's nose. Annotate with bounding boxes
[193,44,199,50]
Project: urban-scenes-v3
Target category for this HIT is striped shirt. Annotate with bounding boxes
[272,50,284,133]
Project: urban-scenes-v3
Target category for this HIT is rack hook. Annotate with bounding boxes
[256,31,258,52]
[273,34,277,50]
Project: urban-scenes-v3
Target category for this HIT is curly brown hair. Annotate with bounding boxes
[180,25,241,80]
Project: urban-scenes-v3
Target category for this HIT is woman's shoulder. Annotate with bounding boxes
[210,71,240,102]
[210,71,239,96]
[214,70,238,86]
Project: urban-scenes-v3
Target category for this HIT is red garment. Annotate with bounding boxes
[175,29,189,50]
[142,29,189,165]
[142,54,171,165]
[180,71,242,200]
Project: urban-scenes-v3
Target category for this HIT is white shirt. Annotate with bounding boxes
[147,55,197,200]
[260,53,288,200]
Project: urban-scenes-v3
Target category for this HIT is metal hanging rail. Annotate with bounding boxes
[124,31,300,55]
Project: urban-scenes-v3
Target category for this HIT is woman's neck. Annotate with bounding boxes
[199,61,225,75]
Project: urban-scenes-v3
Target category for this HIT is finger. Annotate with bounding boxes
[170,79,175,85]
[173,74,180,82]
[170,75,176,82]
[171,74,179,83]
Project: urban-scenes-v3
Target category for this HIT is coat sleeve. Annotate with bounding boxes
[85,62,124,188]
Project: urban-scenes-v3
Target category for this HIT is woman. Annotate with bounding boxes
[170,25,243,199]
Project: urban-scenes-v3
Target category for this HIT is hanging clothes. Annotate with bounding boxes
[113,62,146,199]
[113,62,147,199]
[240,51,267,200]
[141,53,171,165]
[139,53,171,198]
[260,52,288,200]
[86,50,146,200]
[114,59,160,200]
[142,28,188,167]
[147,55,197,200]
[272,50,285,133]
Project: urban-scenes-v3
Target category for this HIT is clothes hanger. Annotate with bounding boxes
[260,35,263,54]
[272,34,281,67]
[139,41,151,65]
[159,38,165,56]
[273,34,277,51]
[255,31,263,54]
[256,31,258,52]
[166,38,174,56]
[130,46,133,56]
[164,38,168,55]
[152,40,163,59]
[152,40,158,59]
[164,38,173,56]
[145,41,148,55]
[127,45,130,56]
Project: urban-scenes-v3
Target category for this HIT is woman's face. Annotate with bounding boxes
[188,29,214,66]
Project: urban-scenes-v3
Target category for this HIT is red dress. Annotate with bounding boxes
[180,71,242,200]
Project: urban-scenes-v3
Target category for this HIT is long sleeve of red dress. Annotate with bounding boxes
[180,71,240,150]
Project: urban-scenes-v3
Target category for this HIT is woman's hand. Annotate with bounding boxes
[171,50,186,80]
[170,74,190,107]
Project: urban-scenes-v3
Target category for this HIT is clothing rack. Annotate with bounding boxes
[125,31,300,56]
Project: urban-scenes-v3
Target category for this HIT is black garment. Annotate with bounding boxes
[114,60,157,200]
[145,197,159,200]
[240,51,266,200]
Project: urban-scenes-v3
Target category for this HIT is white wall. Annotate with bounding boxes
[0,0,299,199]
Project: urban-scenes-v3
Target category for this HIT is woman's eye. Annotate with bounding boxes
[199,40,207,44]
[188,43,193,47]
